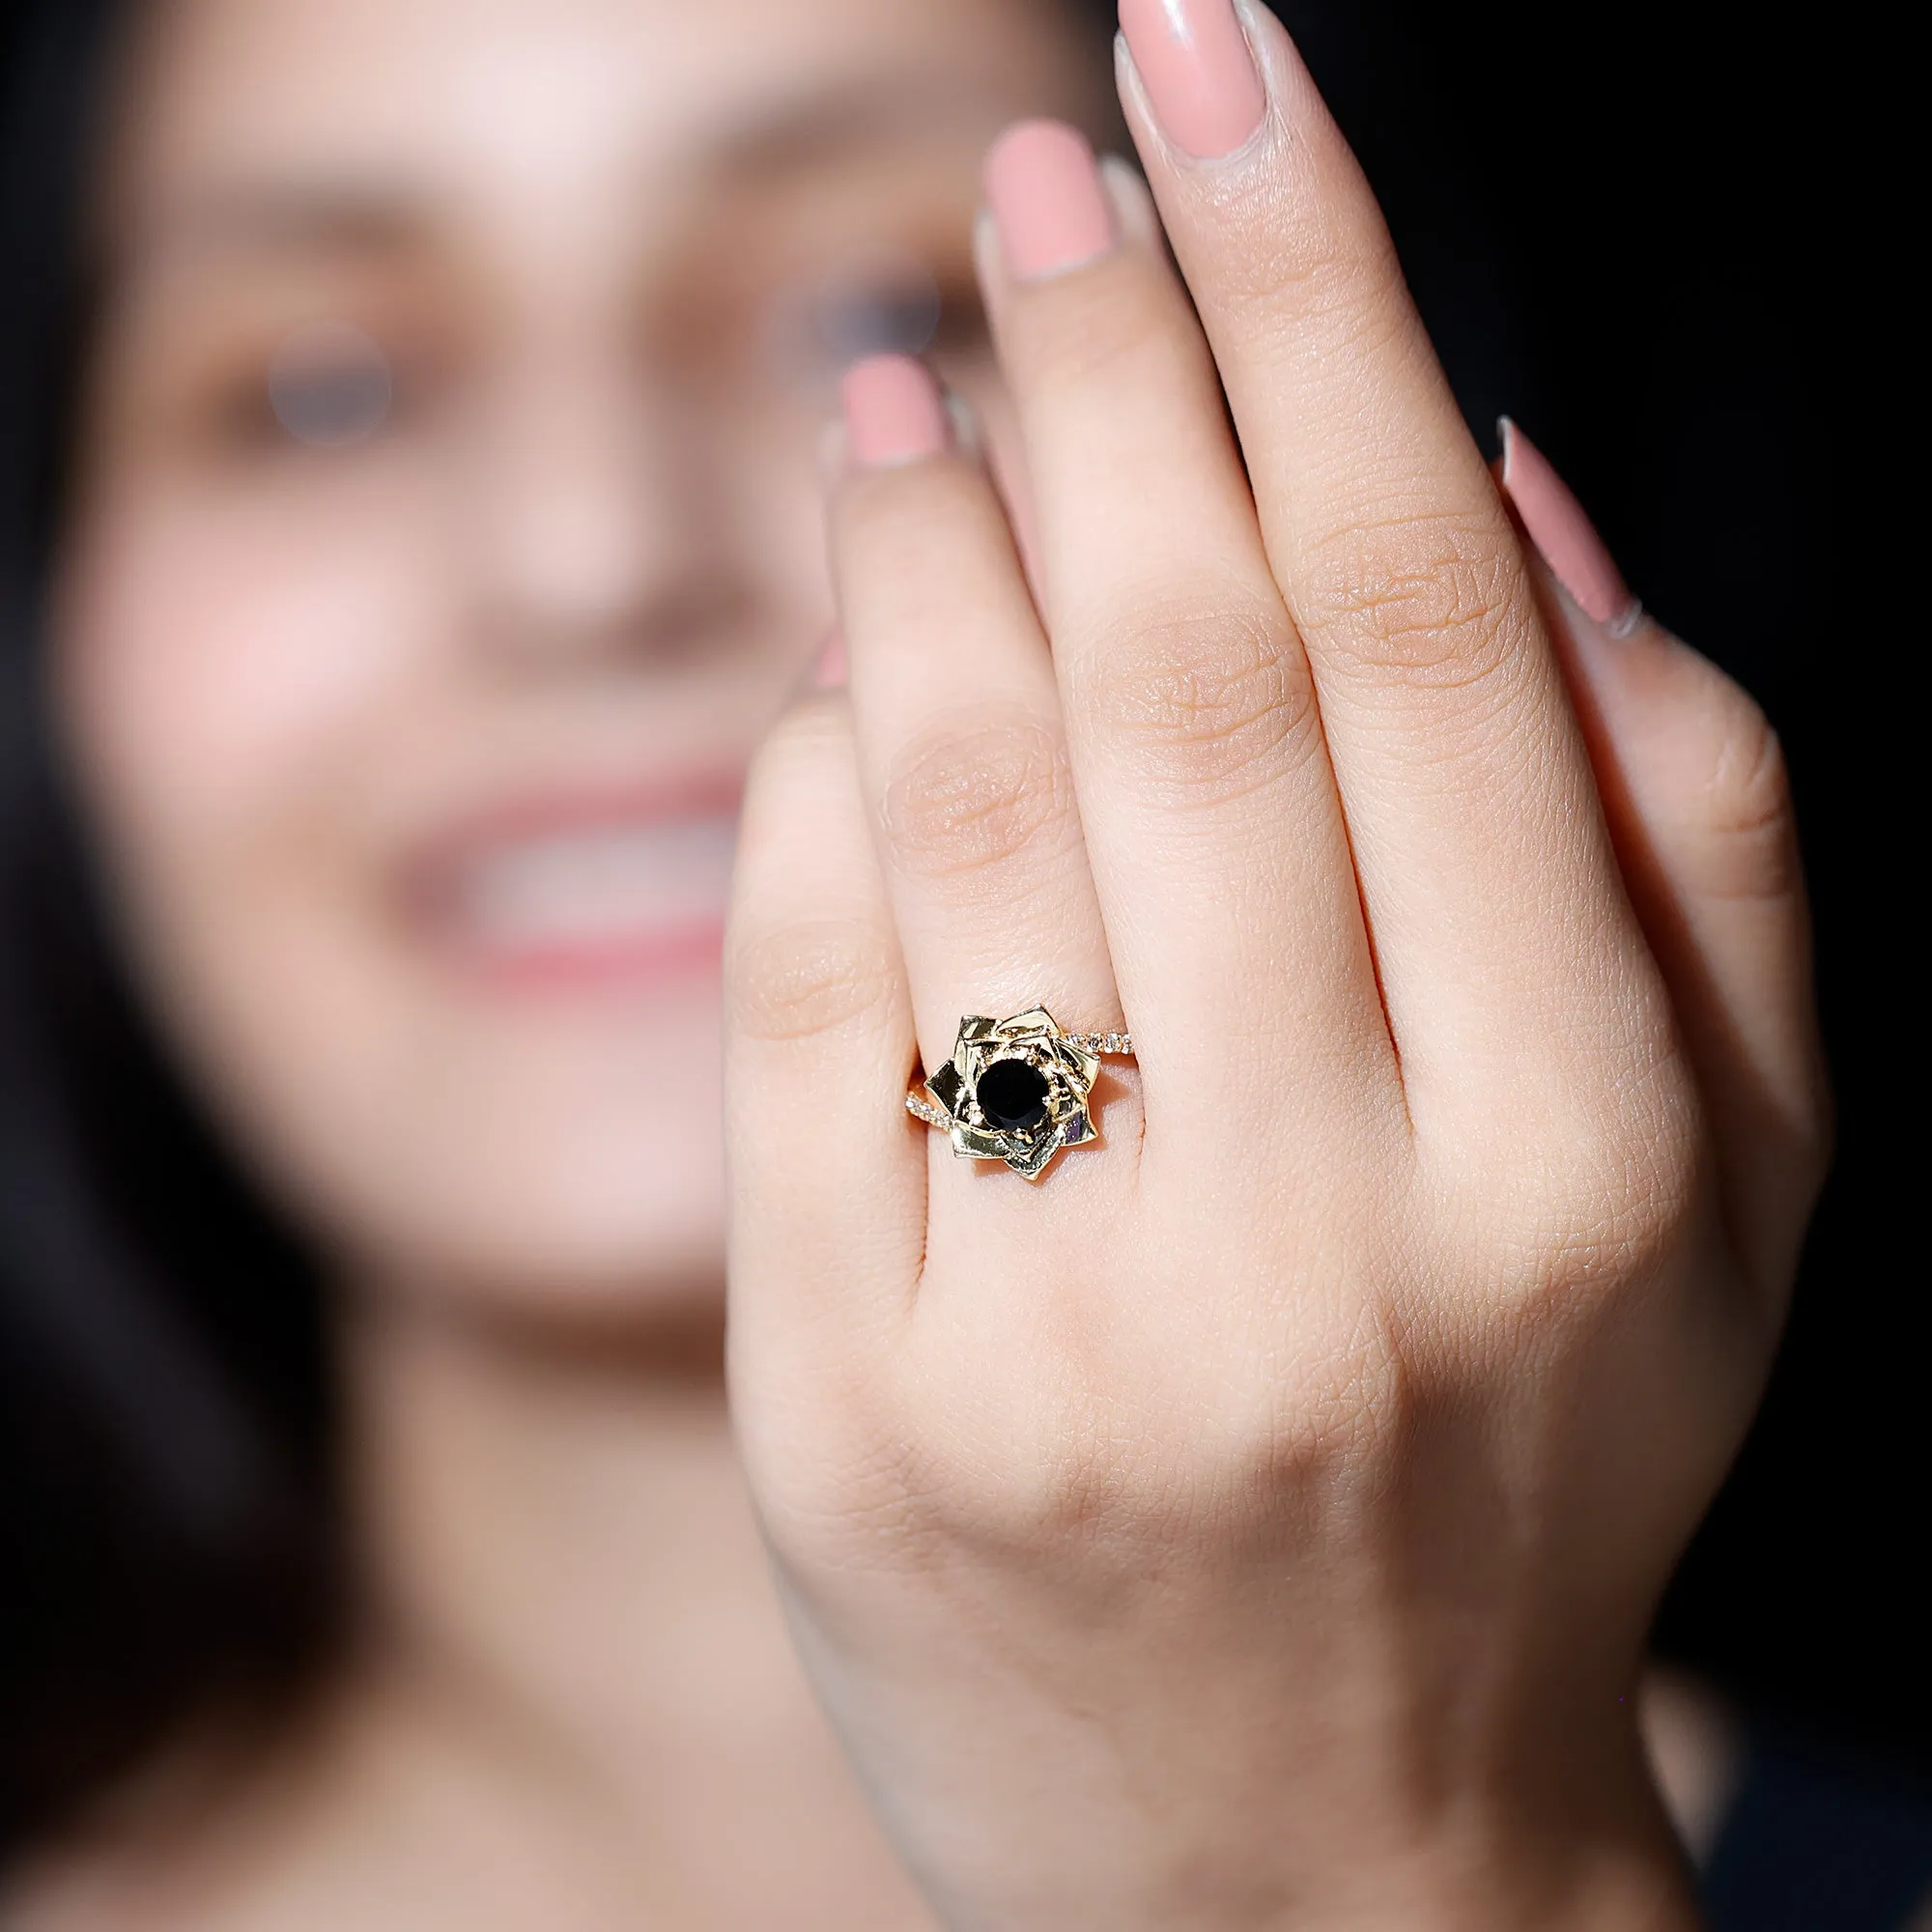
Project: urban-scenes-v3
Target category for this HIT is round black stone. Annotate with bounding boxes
[976,1056,1049,1132]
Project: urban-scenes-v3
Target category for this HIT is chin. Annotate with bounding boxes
[201,957,733,1329]
[345,1039,733,1321]
[339,1122,730,1328]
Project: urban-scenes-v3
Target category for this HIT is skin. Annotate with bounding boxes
[724,13,1826,1932]
[9,0,1825,1926]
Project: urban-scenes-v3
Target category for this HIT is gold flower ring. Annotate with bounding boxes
[905,1008,1134,1180]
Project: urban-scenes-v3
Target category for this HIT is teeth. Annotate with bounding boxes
[453,815,736,952]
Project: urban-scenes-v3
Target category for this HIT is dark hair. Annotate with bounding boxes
[1,0,344,1865]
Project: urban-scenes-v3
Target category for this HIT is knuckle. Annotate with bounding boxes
[1297,512,1530,703]
[1078,597,1317,799]
[1690,688,1798,902]
[1011,259,1196,396]
[837,459,1003,595]
[1205,155,1404,317]
[726,914,900,1044]
[753,687,846,765]
[1489,1079,1705,1321]
[739,693,860,830]
[881,715,1073,880]
[1237,223,1408,354]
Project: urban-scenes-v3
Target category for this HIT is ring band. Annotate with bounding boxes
[905,1008,1134,1180]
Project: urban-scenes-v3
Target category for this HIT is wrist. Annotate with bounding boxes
[1036,1818,1698,1932]
[1265,1826,1698,1932]
[926,1827,1698,1932]
[1165,1737,1700,1932]
[887,1713,1700,1932]
[1201,1773,1698,1932]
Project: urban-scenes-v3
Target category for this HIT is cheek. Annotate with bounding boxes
[49,471,742,1310]
[57,475,425,850]
[49,475,450,1265]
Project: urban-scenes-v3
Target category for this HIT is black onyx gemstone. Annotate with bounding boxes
[976,1056,1050,1131]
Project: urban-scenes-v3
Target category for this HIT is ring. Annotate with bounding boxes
[905,1008,1135,1180]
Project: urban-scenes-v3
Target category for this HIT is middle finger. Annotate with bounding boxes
[978,123,1400,1145]
[1114,0,1660,1116]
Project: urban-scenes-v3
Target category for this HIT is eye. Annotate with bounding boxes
[799,243,944,368]
[267,321,394,446]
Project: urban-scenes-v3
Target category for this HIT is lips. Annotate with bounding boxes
[413,792,740,989]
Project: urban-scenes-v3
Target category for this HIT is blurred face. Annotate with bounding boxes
[54,0,1096,1313]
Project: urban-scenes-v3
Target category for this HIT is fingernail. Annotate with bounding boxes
[1119,0,1267,161]
[983,121,1116,282]
[839,355,951,468]
[1499,418,1643,636]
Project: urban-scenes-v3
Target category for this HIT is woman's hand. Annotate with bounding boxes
[724,5,1826,1926]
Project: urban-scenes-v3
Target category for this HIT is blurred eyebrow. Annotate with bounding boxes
[130,186,431,269]
[706,76,1012,180]
[124,76,1009,270]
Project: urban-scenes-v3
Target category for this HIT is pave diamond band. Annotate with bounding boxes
[1064,1031,1133,1057]
[905,1009,1134,1180]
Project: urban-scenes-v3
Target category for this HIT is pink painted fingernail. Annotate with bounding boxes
[1120,0,1267,161]
[1499,418,1641,634]
[840,355,950,469]
[983,121,1116,282]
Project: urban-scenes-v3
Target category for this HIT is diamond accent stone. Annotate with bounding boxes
[1065,1031,1132,1056]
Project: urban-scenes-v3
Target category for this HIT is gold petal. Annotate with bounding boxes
[927,1063,963,1115]
[998,1008,1059,1039]
[1060,1108,1095,1147]
[1007,1135,1060,1179]
[1050,1039,1100,1089]
[952,1123,1011,1161]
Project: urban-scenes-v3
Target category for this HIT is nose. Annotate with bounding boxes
[463,338,750,671]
